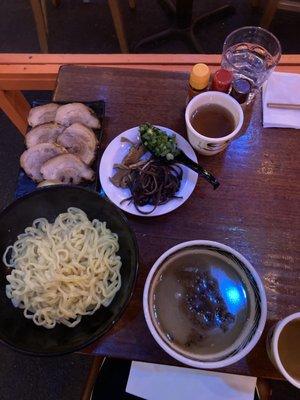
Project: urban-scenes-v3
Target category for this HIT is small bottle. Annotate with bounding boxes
[211,69,233,93]
[230,78,252,104]
[187,63,210,104]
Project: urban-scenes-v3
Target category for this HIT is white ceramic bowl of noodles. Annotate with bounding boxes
[143,240,267,369]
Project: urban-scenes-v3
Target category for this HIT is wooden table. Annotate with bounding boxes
[0,54,300,135]
[0,54,299,380]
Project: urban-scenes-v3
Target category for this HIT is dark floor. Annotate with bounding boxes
[0,0,299,54]
[0,1,300,399]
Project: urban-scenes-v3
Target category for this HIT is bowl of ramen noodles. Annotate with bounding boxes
[0,186,138,355]
[143,240,267,369]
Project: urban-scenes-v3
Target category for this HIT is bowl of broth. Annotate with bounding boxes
[266,312,300,388]
[185,91,244,155]
[143,240,267,369]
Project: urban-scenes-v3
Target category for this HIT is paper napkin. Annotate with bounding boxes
[263,71,300,129]
[126,361,257,400]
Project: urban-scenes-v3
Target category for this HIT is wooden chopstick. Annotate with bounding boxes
[267,102,300,110]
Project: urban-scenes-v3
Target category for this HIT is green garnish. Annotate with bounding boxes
[139,123,179,161]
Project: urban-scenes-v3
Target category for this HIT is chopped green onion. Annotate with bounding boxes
[139,123,179,160]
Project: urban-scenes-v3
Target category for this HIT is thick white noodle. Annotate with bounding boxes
[3,207,122,329]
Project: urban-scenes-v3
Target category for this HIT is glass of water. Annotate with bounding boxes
[221,26,281,102]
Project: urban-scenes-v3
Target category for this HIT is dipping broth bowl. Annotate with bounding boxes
[143,240,267,369]
[266,312,300,389]
[185,91,244,156]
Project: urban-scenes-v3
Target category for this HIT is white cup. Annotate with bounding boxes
[185,91,244,155]
[266,312,300,389]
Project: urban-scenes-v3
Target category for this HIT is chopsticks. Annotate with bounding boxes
[267,102,300,110]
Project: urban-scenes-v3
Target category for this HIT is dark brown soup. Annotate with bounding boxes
[150,248,251,359]
[191,104,235,138]
[278,319,300,381]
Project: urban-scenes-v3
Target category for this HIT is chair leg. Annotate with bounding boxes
[260,0,280,28]
[81,356,104,400]
[108,0,129,53]
[52,0,61,6]
[30,0,49,53]
[0,90,30,135]
[256,377,272,400]
[128,0,136,9]
[251,0,261,7]
[41,0,48,34]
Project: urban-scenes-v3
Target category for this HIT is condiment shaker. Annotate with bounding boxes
[187,63,210,104]
[230,78,252,104]
[211,69,233,93]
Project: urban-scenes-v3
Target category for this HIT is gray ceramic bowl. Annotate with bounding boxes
[143,240,267,369]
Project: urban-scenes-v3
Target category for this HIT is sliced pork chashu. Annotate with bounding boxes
[37,180,63,187]
[56,123,98,165]
[41,154,94,184]
[55,103,100,128]
[25,123,65,148]
[20,143,67,182]
[28,103,60,127]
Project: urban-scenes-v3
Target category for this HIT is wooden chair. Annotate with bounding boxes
[252,0,300,28]
[29,0,136,53]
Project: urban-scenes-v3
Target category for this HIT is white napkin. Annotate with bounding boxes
[126,361,257,400]
[262,71,300,128]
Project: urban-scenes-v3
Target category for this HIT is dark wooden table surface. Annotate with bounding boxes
[54,65,300,379]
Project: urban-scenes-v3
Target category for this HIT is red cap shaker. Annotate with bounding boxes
[211,69,233,93]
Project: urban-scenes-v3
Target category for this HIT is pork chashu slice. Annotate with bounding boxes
[28,103,60,127]
[41,154,94,184]
[25,123,65,148]
[55,103,100,128]
[37,180,63,188]
[56,123,98,165]
[20,143,67,182]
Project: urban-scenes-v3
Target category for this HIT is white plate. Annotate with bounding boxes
[99,126,198,217]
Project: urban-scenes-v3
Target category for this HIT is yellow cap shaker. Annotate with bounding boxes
[187,63,210,104]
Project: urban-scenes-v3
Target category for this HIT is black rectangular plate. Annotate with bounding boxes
[15,100,105,199]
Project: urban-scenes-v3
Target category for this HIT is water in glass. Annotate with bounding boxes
[222,42,276,100]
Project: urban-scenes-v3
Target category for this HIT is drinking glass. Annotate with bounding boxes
[221,26,281,102]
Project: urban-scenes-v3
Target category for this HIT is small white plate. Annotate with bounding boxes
[99,126,198,217]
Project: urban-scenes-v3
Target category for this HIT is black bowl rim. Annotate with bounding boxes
[0,186,139,356]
